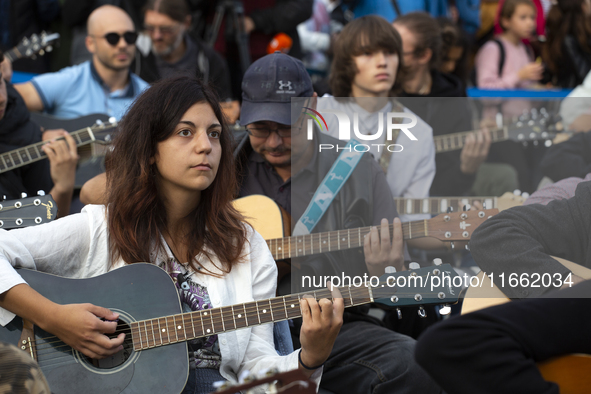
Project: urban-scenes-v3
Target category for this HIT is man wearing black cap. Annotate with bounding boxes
[235,52,441,394]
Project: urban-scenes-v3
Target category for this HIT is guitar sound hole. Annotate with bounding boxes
[84,319,134,369]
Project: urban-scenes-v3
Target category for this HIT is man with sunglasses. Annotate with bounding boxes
[14,5,148,121]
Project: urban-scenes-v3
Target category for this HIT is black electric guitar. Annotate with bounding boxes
[0,263,461,393]
[3,31,60,62]
[0,195,57,229]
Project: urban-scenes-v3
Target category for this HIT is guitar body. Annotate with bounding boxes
[233,194,295,278]
[233,194,290,240]
[0,264,188,394]
[462,258,591,392]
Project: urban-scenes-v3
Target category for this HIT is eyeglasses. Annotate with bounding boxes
[246,126,292,138]
[93,31,138,46]
[144,24,181,36]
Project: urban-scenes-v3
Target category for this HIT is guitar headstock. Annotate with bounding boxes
[427,208,498,241]
[373,264,462,307]
[13,31,60,60]
[506,108,563,146]
[497,191,527,211]
[91,118,118,145]
[0,195,57,229]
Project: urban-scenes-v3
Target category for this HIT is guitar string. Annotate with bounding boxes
[28,277,443,347]
[27,283,446,355]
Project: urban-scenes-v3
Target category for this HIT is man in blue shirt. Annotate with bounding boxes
[14,5,148,121]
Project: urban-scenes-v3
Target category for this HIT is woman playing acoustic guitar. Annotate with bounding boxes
[0,76,343,393]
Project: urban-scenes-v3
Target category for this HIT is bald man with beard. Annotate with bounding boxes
[14,5,149,121]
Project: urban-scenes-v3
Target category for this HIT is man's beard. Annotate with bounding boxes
[152,32,184,58]
[97,52,131,72]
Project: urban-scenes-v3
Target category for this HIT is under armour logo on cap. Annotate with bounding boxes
[278,80,292,90]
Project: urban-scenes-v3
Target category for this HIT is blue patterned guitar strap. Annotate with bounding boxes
[292,139,363,236]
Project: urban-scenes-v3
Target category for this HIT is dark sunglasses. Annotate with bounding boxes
[101,31,138,46]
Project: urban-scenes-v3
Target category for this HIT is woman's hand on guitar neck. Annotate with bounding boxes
[43,303,125,360]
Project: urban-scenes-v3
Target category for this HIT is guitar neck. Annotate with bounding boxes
[0,128,96,174]
[266,219,430,260]
[131,286,371,352]
[434,127,507,153]
[3,48,20,63]
[395,196,497,215]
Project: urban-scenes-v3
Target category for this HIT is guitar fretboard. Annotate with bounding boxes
[434,127,507,153]
[266,220,428,260]
[131,287,372,351]
[0,128,96,174]
[394,196,497,215]
[4,48,20,62]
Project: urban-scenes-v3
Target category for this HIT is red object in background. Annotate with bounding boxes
[267,33,292,54]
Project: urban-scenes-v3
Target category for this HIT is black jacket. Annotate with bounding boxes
[540,131,591,182]
[0,83,53,200]
[471,180,591,298]
[400,71,476,196]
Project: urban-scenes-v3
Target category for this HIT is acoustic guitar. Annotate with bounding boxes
[462,258,591,393]
[394,191,525,216]
[433,109,562,153]
[0,263,462,393]
[0,195,57,229]
[233,194,499,260]
[0,115,117,188]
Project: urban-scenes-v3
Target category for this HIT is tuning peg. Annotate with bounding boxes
[385,266,396,273]
[446,206,454,213]
[465,244,470,251]
[21,192,28,198]
[513,189,521,196]
[418,306,427,318]
[39,49,45,56]
[462,204,471,211]
[37,190,45,196]
[109,116,117,124]
[449,242,455,250]
[439,304,452,315]
[46,45,53,52]
[396,308,402,319]
[409,262,420,270]
[530,107,538,120]
[433,258,443,266]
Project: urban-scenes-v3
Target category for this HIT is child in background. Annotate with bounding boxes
[475,0,543,88]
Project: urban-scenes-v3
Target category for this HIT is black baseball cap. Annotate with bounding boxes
[240,52,314,126]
